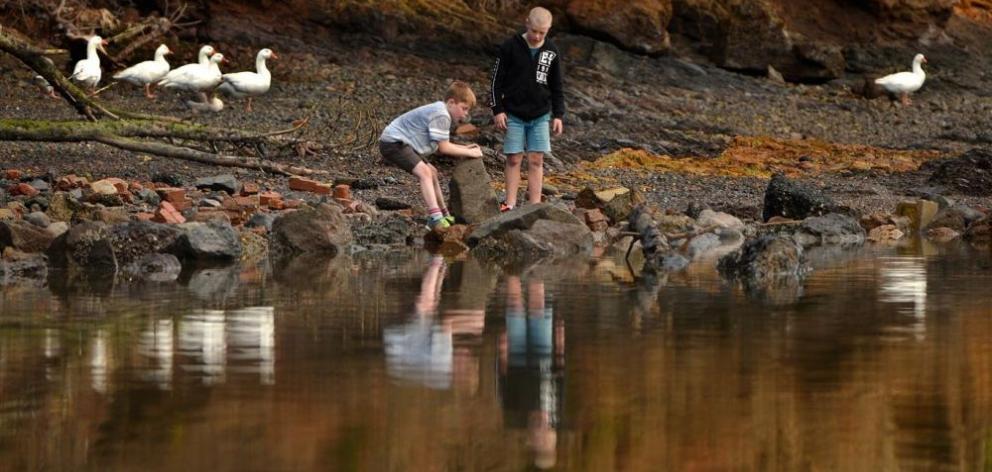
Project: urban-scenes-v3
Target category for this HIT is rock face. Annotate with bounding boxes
[565,0,672,54]
[270,204,353,257]
[762,174,834,222]
[192,0,953,83]
[171,220,243,261]
[448,159,500,224]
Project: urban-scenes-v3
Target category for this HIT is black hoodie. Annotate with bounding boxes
[489,34,566,121]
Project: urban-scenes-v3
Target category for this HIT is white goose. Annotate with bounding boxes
[875,53,927,106]
[186,96,225,114]
[69,36,107,92]
[113,44,172,99]
[158,51,225,98]
[217,48,278,112]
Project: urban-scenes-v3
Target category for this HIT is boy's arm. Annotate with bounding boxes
[490,42,510,116]
[437,140,484,159]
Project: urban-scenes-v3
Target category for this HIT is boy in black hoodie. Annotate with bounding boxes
[489,7,565,211]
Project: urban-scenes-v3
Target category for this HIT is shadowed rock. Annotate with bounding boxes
[762,173,834,222]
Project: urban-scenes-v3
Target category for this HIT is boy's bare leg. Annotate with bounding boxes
[506,275,523,312]
[526,152,544,204]
[412,162,440,211]
[415,256,446,316]
[429,164,447,212]
[505,153,524,207]
[527,278,545,316]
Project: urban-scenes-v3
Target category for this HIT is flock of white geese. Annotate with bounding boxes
[64,35,276,112]
[54,34,928,112]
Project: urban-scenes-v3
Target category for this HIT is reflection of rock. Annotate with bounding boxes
[185,266,241,302]
[0,251,48,286]
[123,254,182,283]
[719,235,809,287]
[272,253,352,291]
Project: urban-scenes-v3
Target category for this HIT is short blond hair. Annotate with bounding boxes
[527,7,553,27]
[445,80,476,107]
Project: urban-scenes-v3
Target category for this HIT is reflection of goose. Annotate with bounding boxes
[226,307,276,385]
[179,310,227,385]
[879,256,927,339]
[138,319,175,390]
[874,54,927,106]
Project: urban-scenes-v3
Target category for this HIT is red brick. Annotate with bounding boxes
[12,183,39,197]
[134,212,155,221]
[241,182,260,195]
[128,181,144,192]
[334,197,353,207]
[259,191,281,206]
[4,169,22,180]
[397,209,414,218]
[156,187,187,204]
[233,195,259,210]
[288,176,317,192]
[313,182,332,194]
[170,199,193,211]
[153,202,185,224]
[333,184,351,200]
[268,199,285,210]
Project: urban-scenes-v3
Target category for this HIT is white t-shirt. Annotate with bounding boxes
[380,101,451,155]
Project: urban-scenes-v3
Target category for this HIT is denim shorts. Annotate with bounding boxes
[503,113,551,155]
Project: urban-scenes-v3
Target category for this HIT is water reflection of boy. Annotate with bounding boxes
[383,257,487,392]
[498,275,565,469]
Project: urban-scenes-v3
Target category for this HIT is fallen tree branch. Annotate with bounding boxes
[0,119,325,176]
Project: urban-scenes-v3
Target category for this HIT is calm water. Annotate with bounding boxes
[2,240,992,471]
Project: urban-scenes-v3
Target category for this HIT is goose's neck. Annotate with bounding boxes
[255,56,269,76]
[86,41,100,61]
[913,61,924,76]
[155,50,168,62]
[199,51,210,65]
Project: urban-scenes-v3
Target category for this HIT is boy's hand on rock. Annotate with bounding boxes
[470,147,484,159]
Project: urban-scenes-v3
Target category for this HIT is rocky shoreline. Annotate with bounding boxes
[5,4,992,289]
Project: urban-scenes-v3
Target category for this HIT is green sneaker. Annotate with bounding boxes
[442,215,456,225]
[428,217,451,231]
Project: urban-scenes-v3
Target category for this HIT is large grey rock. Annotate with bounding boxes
[270,203,353,256]
[0,220,56,253]
[575,187,640,224]
[793,213,866,247]
[195,174,241,194]
[172,220,242,261]
[762,174,834,222]
[472,219,594,263]
[467,203,585,245]
[352,212,416,246]
[60,221,117,272]
[46,192,80,222]
[108,221,183,266]
[697,209,744,231]
[448,159,499,224]
[926,204,986,232]
[928,148,992,196]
